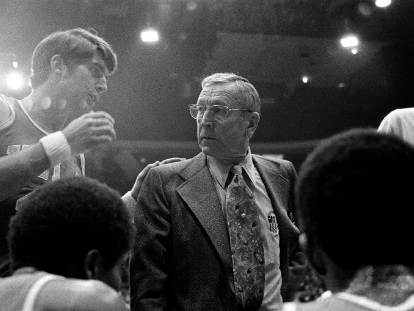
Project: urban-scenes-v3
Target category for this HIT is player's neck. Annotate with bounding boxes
[21,91,67,133]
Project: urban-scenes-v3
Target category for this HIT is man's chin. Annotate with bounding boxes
[200,145,219,158]
[62,109,88,125]
[200,145,212,155]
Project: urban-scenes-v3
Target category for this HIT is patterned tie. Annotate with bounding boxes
[225,164,265,310]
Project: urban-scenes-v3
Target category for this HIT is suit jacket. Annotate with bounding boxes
[130,152,305,311]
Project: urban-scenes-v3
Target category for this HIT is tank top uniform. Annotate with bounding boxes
[283,293,414,311]
[0,94,85,276]
[283,266,414,311]
[0,269,62,311]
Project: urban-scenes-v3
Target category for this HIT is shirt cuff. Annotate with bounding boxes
[122,191,136,223]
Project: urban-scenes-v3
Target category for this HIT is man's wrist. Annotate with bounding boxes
[122,191,137,222]
[39,131,72,167]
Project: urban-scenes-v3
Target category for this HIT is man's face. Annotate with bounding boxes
[58,52,109,120]
[196,83,251,162]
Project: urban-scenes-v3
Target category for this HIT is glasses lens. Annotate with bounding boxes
[189,105,229,120]
[210,106,228,119]
[189,106,199,119]
[190,105,205,119]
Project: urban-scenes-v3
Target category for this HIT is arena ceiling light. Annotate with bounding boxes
[6,71,26,90]
[140,28,159,43]
[340,35,359,48]
[375,0,392,8]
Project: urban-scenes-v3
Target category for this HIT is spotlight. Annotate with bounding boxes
[140,28,159,43]
[341,35,359,48]
[375,0,392,8]
[6,71,26,90]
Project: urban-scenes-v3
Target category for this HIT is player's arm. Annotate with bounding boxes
[0,143,51,202]
[122,157,184,220]
[0,110,116,202]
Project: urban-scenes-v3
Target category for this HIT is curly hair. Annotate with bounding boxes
[296,128,414,271]
[8,176,132,276]
[30,28,117,89]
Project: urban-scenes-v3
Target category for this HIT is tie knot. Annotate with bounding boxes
[231,164,243,176]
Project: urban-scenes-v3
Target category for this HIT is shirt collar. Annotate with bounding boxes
[207,148,256,189]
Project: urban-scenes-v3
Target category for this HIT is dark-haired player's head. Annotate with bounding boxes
[8,176,132,291]
[296,128,414,290]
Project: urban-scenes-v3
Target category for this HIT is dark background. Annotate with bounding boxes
[1,0,414,193]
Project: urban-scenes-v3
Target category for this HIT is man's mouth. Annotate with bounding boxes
[201,136,215,141]
[88,94,98,106]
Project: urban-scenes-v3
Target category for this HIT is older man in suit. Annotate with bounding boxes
[130,73,305,311]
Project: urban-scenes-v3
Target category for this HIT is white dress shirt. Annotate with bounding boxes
[207,149,283,311]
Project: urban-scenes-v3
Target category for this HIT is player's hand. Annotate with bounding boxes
[130,157,185,200]
[62,111,116,155]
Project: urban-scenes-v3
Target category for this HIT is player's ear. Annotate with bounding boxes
[50,54,69,77]
[83,249,104,279]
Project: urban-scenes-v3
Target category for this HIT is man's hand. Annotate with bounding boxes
[130,157,185,200]
[62,111,116,155]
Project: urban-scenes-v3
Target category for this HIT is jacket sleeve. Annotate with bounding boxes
[281,161,307,302]
[129,168,171,311]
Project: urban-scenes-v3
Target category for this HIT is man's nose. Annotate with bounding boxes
[96,76,107,93]
[199,109,214,125]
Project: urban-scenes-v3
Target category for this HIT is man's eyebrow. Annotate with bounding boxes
[210,99,227,106]
[89,60,105,70]
[90,62,109,75]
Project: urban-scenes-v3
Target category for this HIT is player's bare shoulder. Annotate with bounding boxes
[37,278,129,311]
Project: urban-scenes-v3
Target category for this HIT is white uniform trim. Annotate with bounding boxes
[337,292,414,311]
[22,274,63,311]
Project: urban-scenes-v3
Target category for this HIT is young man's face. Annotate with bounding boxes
[58,52,109,120]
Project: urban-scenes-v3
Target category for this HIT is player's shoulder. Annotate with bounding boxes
[385,107,414,120]
[252,154,296,181]
[40,279,129,311]
[0,94,16,127]
[282,298,335,311]
[253,153,294,169]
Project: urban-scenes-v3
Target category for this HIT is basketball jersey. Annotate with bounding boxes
[0,94,85,274]
[283,293,414,311]
[0,271,62,311]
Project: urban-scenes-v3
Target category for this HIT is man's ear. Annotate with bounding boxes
[84,249,104,279]
[299,233,327,278]
[50,54,68,77]
[246,111,260,138]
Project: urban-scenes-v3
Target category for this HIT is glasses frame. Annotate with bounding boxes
[189,104,253,120]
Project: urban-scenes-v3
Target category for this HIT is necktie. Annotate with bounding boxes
[225,164,265,310]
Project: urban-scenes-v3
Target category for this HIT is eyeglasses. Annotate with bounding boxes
[189,104,253,121]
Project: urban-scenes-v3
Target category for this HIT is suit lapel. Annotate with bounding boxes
[177,153,235,292]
